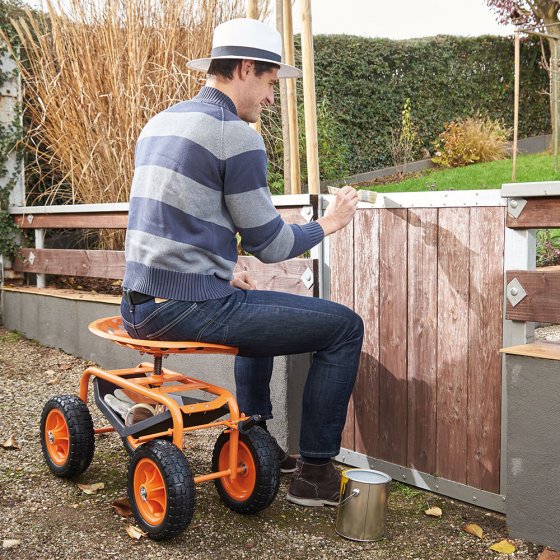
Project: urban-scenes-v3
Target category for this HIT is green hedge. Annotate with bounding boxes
[288,34,550,176]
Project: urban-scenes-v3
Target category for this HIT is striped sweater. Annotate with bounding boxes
[123,86,324,301]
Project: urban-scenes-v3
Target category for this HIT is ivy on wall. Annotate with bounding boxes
[0,0,25,258]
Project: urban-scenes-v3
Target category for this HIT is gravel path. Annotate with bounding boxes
[0,326,548,560]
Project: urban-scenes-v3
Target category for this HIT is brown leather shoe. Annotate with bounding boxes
[278,448,298,474]
[286,459,341,506]
[269,436,297,473]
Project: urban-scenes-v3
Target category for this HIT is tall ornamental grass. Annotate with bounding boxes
[6,0,271,208]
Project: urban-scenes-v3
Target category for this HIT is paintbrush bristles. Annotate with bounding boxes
[327,185,377,205]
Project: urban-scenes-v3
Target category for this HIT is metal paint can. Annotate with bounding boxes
[335,468,391,541]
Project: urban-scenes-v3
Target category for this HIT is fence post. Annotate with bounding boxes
[501,222,536,496]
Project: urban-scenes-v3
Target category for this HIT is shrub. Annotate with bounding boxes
[432,116,511,168]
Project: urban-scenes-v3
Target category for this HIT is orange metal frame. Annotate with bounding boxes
[84,316,246,484]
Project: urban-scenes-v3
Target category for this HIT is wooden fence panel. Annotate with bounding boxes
[353,209,380,458]
[467,207,505,493]
[329,219,355,450]
[436,208,470,484]
[332,204,505,494]
[378,209,408,466]
[406,208,438,473]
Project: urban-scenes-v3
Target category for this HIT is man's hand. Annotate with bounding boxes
[317,185,359,236]
[230,271,257,290]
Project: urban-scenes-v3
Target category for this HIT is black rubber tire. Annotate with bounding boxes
[40,395,95,478]
[212,426,280,514]
[128,440,195,540]
[122,435,172,456]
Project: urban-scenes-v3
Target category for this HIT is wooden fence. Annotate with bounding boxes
[5,195,319,298]
[6,188,542,511]
[328,191,508,503]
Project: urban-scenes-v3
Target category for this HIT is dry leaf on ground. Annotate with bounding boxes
[1,435,21,449]
[425,506,443,517]
[112,497,133,518]
[489,539,516,554]
[46,377,60,385]
[76,482,105,494]
[539,549,560,560]
[125,525,147,540]
[3,539,21,549]
[58,364,72,370]
[463,523,484,539]
[43,369,56,376]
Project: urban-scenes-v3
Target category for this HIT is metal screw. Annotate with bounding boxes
[140,486,148,501]
[48,431,54,444]
[510,200,518,208]
[473,496,477,501]
[510,287,518,296]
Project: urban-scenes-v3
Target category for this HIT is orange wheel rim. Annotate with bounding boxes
[134,458,167,526]
[45,409,70,466]
[218,440,256,501]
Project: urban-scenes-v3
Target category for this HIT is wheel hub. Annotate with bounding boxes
[47,431,55,444]
[139,485,148,501]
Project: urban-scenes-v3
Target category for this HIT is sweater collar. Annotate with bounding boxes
[194,86,237,115]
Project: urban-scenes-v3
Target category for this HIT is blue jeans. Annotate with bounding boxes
[121,289,364,458]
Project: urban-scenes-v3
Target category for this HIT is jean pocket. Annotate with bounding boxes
[143,302,200,340]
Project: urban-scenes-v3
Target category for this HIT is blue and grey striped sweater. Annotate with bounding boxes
[123,86,324,301]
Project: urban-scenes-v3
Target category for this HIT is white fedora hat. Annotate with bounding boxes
[187,18,302,79]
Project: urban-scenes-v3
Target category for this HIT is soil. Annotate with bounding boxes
[0,326,553,560]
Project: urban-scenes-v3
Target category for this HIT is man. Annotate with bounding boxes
[121,18,363,507]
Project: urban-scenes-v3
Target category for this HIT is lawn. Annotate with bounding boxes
[363,152,560,193]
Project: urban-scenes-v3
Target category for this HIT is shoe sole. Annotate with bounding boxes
[286,493,339,507]
[280,466,297,474]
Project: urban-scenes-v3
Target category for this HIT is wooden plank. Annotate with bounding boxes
[506,197,560,228]
[13,249,126,279]
[1,285,121,304]
[12,249,316,296]
[500,342,560,360]
[467,207,505,493]
[379,208,408,465]
[235,256,317,297]
[276,206,312,225]
[13,213,128,229]
[12,208,309,229]
[353,208,380,457]
[329,218,355,450]
[505,270,560,323]
[436,208,470,484]
[406,208,438,473]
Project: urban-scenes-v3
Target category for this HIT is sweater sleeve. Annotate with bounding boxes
[223,126,324,263]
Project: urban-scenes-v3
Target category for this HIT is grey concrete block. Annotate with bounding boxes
[506,354,560,550]
[1,291,310,453]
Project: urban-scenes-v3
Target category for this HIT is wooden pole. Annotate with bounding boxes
[300,0,320,194]
[512,31,520,182]
[276,0,292,194]
[283,0,301,194]
[247,0,261,133]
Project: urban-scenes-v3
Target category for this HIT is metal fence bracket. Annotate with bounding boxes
[300,267,314,289]
[507,197,527,219]
[300,206,313,222]
[507,277,527,307]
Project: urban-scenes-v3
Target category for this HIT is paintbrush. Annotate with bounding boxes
[327,185,377,204]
